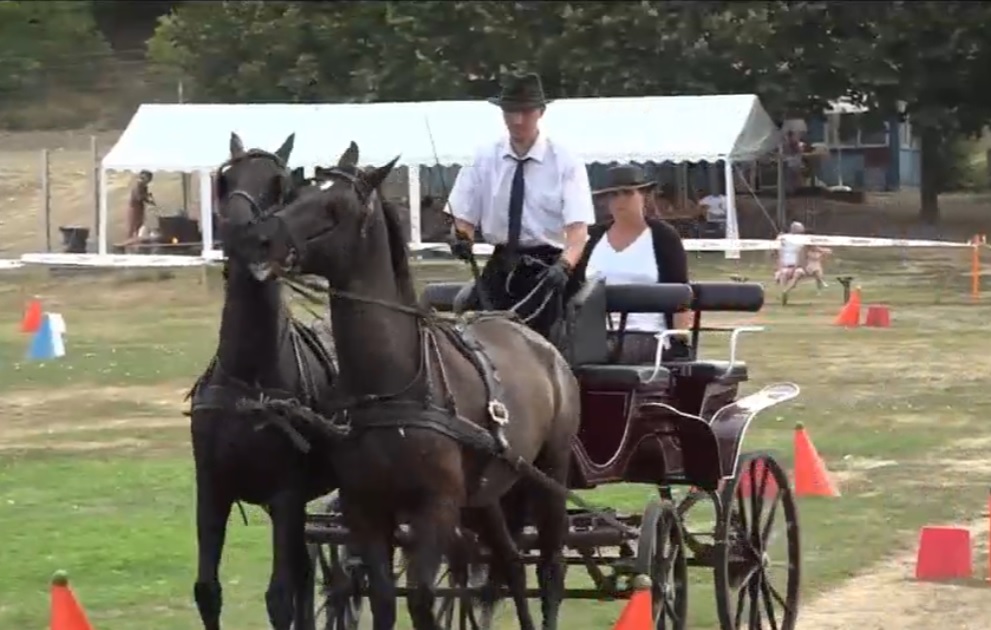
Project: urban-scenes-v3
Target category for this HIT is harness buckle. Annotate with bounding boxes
[487,400,510,425]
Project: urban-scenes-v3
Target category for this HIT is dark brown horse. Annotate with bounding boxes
[189,132,341,630]
[224,141,581,630]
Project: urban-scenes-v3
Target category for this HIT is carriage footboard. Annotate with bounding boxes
[709,382,800,478]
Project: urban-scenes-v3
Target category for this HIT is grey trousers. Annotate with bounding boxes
[608,331,688,364]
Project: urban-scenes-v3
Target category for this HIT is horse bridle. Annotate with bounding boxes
[217,149,293,221]
[263,165,378,278]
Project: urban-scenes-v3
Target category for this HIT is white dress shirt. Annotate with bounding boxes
[445,134,595,249]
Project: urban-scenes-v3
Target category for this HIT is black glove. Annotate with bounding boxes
[448,230,474,262]
[542,258,572,292]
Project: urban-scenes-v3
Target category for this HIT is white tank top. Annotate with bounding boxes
[586,229,665,332]
[779,239,803,266]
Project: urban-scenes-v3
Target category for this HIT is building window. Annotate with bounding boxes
[827,112,890,148]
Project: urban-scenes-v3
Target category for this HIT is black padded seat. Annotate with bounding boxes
[665,360,748,381]
[575,364,671,391]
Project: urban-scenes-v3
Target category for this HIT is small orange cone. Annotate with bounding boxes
[613,574,652,630]
[21,298,42,333]
[50,571,93,630]
[793,422,840,497]
[833,286,861,327]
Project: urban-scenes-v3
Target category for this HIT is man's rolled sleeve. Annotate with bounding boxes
[561,157,595,227]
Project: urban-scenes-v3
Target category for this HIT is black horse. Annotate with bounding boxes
[188,132,341,630]
[225,141,581,630]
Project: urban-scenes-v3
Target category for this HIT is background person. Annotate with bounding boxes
[568,164,692,363]
[125,170,156,241]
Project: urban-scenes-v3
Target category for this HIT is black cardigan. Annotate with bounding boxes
[567,218,689,328]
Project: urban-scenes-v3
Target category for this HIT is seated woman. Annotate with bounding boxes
[568,164,692,363]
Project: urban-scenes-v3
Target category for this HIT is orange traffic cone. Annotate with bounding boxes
[50,571,93,630]
[833,286,861,327]
[793,422,840,497]
[21,298,42,333]
[613,574,652,630]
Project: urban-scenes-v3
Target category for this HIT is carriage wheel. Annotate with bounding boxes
[433,558,493,630]
[309,541,364,630]
[713,453,800,630]
[636,499,688,630]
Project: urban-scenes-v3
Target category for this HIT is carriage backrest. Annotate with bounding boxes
[690,282,764,312]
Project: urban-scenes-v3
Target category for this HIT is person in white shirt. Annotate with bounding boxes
[567,164,692,363]
[446,73,595,338]
[698,191,727,224]
[775,221,808,304]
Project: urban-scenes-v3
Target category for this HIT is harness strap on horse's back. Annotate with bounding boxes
[438,317,511,450]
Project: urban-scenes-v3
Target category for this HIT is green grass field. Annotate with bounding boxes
[1,249,988,629]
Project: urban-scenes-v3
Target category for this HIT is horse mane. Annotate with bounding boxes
[380,197,417,305]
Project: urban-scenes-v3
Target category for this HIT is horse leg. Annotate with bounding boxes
[292,507,316,630]
[192,420,233,630]
[193,483,232,630]
[474,502,535,630]
[357,520,397,630]
[406,502,458,630]
[265,490,306,630]
[530,449,570,630]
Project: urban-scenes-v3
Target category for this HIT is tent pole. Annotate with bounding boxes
[199,170,214,258]
[723,159,740,260]
[408,165,421,247]
[98,167,109,255]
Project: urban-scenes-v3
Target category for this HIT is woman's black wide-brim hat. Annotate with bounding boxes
[593,164,657,196]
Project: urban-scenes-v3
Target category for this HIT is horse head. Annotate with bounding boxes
[216,131,296,255]
[229,141,400,287]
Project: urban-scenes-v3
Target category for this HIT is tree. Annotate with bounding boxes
[0,1,113,127]
[838,1,991,222]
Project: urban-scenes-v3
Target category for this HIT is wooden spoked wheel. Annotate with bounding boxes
[636,498,689,630]
[713,453,800,630]
[309,541,363,630]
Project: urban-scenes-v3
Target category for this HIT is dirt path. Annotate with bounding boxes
[0,383,189,451]
[800,517,989,629]
[801,438,991,628]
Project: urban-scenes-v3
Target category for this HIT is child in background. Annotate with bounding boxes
[804,245,832,290]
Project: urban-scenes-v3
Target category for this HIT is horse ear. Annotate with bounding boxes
[363,155,400,192]
[275,133,295,163]
[337,141,359,169]
[230,132,246,159]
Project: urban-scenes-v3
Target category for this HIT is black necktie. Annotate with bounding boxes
[506,156,531,262]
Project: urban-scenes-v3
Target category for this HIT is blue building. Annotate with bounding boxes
[805,106,921,192]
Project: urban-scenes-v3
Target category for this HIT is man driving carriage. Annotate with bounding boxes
[446,72,595,339]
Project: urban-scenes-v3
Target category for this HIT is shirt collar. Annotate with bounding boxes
[501,133,549,163]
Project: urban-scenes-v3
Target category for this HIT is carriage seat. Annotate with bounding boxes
[568,280,692,392]
[574,364,672,391]
[664,359,748,382]
[656,281,765,384]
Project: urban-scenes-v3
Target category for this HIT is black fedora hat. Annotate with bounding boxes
[593,164,656,196]
[488,73,551,111]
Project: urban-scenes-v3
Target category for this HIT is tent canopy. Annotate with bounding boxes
[101,94,780,173]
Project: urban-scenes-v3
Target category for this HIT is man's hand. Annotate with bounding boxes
[542,258,572,291]
[448,229,474,262]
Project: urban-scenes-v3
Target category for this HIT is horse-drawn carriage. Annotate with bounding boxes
[303,279,800,630]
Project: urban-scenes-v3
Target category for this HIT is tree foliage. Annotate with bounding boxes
[146,0,991,220]
[0,1,111,103]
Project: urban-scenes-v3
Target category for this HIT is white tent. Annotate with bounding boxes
[99,94,780,255]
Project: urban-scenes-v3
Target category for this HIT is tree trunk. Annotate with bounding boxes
[918,126,941,224]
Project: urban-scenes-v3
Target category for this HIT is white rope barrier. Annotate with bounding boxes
[0,234,981,271]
